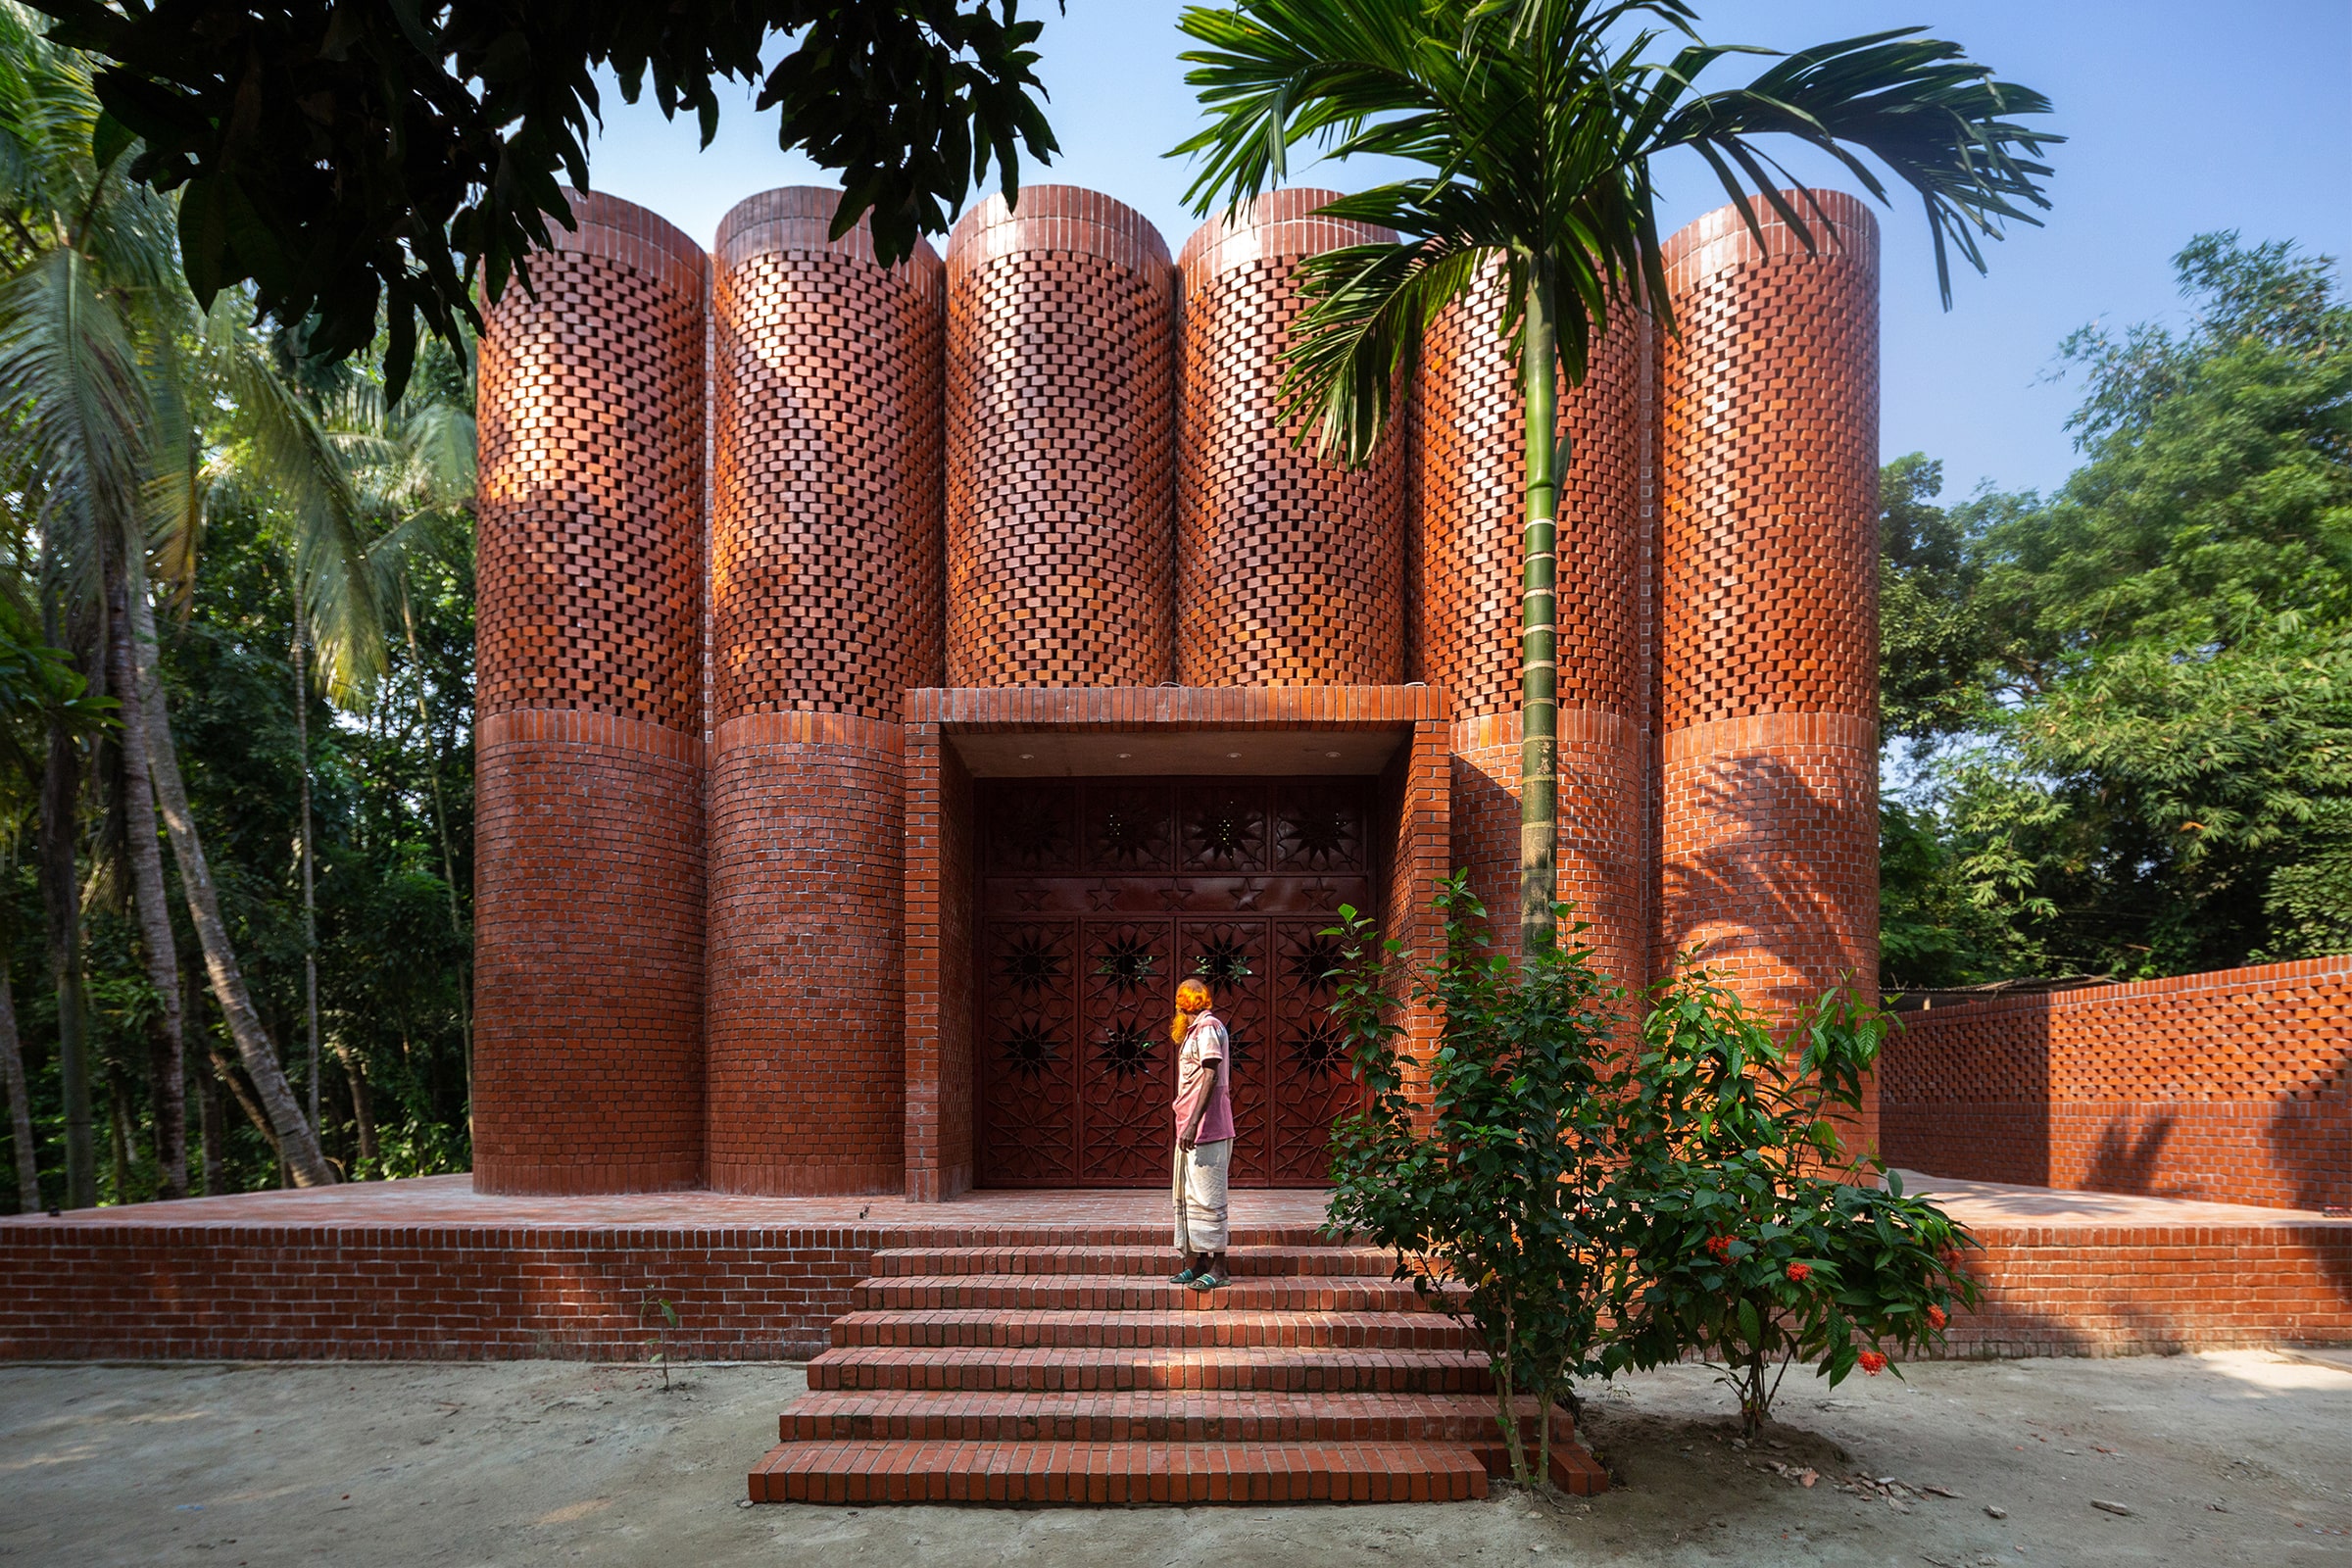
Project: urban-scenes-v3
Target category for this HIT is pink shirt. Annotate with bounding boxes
[1173,1013,1235,1145]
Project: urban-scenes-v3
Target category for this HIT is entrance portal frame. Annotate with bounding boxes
[903,685,1450,1200]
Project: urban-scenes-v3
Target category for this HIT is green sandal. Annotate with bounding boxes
[1170,1260,1202,1285]
[1189,1265,1229,1292]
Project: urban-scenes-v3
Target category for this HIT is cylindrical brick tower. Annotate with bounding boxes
[1175,190,1407,685]
[1417,270,1652,986]
[472,190,708,1193]
[944,186,1176,686]
[705,188,945,1195]
[1658,191,1881,1142]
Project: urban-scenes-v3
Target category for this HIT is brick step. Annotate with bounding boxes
[748,1439,1491,1505]
[865,1244,1393,1279]
[829,1308,1471,1352]
[780,1389,1572,1446]
[855,1273,1450,1314]
[870,1225,1343,1253]
[807,1345,1494,1394]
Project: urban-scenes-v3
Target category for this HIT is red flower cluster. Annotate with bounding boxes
[1785,1261,1811,1283]
[1858,1349,1887,1375]
[1704,1235,1735,1261]
[1926,1304,1948,1331]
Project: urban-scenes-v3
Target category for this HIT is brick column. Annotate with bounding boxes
[1658,191,1882,1148]
[945,187,1177,686]
[1416,270,1651,990]
[472,192,708,1193]
[706,189,945,1195]
[1175,190,1407,686]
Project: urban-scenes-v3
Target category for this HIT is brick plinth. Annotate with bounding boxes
[1174,191,1406,686]
[706,714,907,1195]
[473,190,708,1193]
[1417,270,1650,979]
[945,187,1176,686]
[1886,956,2352,1210]
[1658,192,1880,1148]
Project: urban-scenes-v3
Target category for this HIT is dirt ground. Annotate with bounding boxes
[3,1352,2347,1568]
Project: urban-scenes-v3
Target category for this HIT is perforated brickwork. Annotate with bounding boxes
[1417,268,1650,974]
[707,712,907,1196]
[712,189,945,722]
[1659,191,1880,731]
[1417,273,1648,720]
[472,723,706,1194]
[476,201,705,731]
[1656,195,1880,1150]
[1175,191,1406,686]
[945,188,1176,687]
[1884,956,2352,1210]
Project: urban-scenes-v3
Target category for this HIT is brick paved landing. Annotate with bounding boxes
[750,1230,1607,1505]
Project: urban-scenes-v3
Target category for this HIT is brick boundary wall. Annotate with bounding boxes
[7,1216,2339,1362]
[1884,956,2352,1211]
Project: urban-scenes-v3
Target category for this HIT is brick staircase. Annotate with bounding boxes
[749,1224,1608,1505]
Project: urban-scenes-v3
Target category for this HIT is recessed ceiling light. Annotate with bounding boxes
[1326,751,1342,759]
[1018,752,1034,760]
[1227,752,1243,760]
[1117,752,1132,760]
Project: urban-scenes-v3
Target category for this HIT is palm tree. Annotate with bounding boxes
[0,6,342,1192]
[1173,0,2058,952]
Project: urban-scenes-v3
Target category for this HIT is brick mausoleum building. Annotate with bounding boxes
[468,180,1886,1200]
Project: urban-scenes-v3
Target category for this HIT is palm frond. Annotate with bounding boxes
[1282,228,1495,466]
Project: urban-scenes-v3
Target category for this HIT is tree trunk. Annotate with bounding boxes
[40,712,94,1207]
[211,1046,281,1159]
[126,586,336,1185]
[342,1045,377,1168]
[292,630,321,1136]
[1518,260,1562,954]
[107,1066,132,1200]
[0,964,39,1211]
[186,936,224,1195]
[111,600,186,1199]
[403,589,472,1116]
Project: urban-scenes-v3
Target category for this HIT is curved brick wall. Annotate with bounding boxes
[473,191,708,1193]
[1175,190,1406,686]
[705,189,942,1194]
[945,187,1176,686]
[1418,271,1650,981]
[1658,192,1881,1144]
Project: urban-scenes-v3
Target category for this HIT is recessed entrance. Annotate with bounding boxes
[974,776,1373,1187]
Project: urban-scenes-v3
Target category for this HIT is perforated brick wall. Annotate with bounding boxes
[1885,957,2352,1210]
[1174,190,1407,686]
[1656,194,1880,1152]
[711,188,945,721]
[472,192,709,1194]
[1418,270,1650,982]
[944,188,1177,687]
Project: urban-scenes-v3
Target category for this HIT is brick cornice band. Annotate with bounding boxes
[1177,187,1396,300]
[947,185,1171,284]
[715,186,945,301]
[1662,710,1877,763]
[1451,707,1637,756]
[906,684,1448,729]
[712,709,906,759]
[1660,186,1881,296]
[476,707,703,767]
[543,186,710,305]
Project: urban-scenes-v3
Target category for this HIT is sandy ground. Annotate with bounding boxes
[2,1353,2348,1568]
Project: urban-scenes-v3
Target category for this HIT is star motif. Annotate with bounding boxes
[1013,882,1048,911]
[1231,879,1263,910]
[1087,882,1121,911]
[1303,879,1339,906]
[1158,884,1191,910]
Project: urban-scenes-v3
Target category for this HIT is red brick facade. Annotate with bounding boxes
[1886,957,2352,1211]
[473,193,710,1194]
[468,184,1897,1197]
[1175,190,1407,687]
[1657,193,1883,1150]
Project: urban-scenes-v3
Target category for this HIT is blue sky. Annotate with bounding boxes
[584,0,2352,502]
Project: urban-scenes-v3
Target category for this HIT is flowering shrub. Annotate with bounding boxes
[1598,970,1979,1435]
[1322,877,1621,1489]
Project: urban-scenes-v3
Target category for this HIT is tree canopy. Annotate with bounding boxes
[23,0,1059,398]
[1880,233,2352,987]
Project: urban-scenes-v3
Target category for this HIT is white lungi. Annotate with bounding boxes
[1172,1138,1232,1254]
